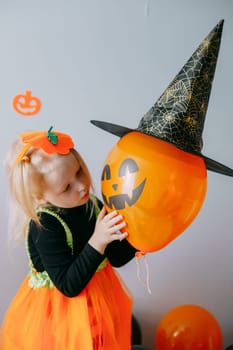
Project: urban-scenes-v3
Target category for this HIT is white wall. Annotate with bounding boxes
[0,1,233,349]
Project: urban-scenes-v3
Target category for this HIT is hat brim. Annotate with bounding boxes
[90,120,233,177]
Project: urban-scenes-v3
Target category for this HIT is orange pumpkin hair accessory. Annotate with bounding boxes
[16,126,74,164]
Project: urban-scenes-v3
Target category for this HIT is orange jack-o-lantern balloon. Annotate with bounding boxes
[12,90,41,116]
[101,131,207,252]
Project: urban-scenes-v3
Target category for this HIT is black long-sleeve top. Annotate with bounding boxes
[28,197,137,297]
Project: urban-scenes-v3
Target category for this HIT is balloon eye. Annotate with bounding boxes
[118,158,139,177]
[101,165,111,180]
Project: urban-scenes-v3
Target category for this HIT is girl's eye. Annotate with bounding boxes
[64,184,70,192]
[76,168,82,176]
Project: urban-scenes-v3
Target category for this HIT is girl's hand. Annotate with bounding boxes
[88,207,128,254]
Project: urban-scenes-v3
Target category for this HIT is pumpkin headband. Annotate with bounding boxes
[16,126,74,164]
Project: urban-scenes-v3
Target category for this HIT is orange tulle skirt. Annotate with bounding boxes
[0,262,133,350]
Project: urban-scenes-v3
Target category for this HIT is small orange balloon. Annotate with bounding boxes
[12,90,41,116]
[155,304,222,350]
[101,131,207,252]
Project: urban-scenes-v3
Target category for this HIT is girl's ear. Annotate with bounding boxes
[36,198,47,205]
[33,193,47,205]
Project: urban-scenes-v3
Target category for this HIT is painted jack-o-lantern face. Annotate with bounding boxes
[102,158,146,209]
[101,131,207,252]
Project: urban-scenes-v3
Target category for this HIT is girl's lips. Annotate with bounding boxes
[82,191,89,200]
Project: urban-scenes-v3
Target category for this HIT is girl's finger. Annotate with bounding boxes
[96,206,106,221]
[108,214,124,226]
[111,221,126,233]
[113,232,128,241]
[103,210,118,222]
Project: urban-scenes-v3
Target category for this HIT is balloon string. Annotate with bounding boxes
[135,252,152,294]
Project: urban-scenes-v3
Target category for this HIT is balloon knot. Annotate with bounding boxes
[135,251,146,258]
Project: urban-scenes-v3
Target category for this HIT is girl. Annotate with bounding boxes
[0,127,137,349]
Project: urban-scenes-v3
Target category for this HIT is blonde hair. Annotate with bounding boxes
[6,137,94,240]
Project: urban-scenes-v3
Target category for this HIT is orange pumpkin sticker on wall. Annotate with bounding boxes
[91,20,233,253]
[12,90,41,116]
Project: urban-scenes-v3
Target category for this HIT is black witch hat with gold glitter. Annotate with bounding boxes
[91,20,233,177]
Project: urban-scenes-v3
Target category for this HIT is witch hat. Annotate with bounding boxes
[91,20,233,177]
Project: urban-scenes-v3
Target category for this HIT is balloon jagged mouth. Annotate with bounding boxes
[102,179,146,210]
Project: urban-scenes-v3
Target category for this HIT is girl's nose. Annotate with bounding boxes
[74,180,85,192]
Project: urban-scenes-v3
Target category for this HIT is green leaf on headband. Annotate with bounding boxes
[47,126,58,145]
